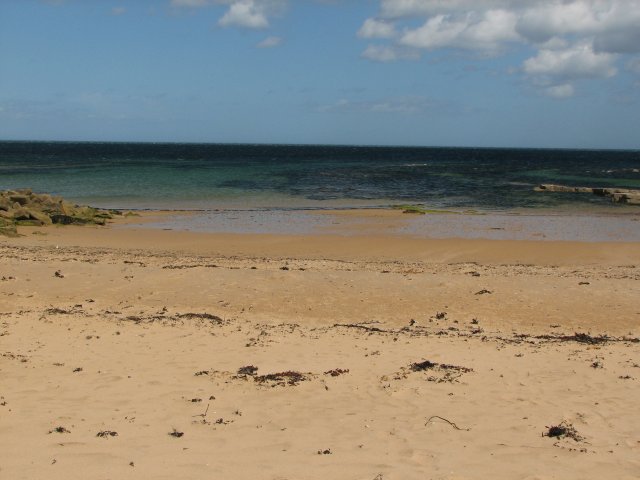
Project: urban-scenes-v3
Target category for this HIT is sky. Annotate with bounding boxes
[1,0,639,149]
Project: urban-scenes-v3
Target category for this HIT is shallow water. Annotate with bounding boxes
[126,209,640,242]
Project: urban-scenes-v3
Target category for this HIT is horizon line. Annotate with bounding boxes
[1,138,639,153]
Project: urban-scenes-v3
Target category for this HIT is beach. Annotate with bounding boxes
[4,0,640,476]
[1,212,640,479]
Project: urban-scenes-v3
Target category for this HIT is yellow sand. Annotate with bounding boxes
[1,216,639,479]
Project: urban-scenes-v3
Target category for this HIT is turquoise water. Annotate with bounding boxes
[1,141,639,211]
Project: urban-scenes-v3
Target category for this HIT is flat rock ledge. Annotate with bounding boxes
[0,189,116,237]
[534,184,640,205]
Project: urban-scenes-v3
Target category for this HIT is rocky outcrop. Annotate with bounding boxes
[0,189,116,236]
[535,184,640,205]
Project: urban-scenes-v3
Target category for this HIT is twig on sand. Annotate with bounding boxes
[193,403,210,418]
[425,415,470,431]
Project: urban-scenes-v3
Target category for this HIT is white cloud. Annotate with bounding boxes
[171,0,286,30]
[170,0,211,6]
[357,18,396,39]
[537,36,570,51]
[363,1,640,98]
[400,9,519,54]
[379,0,514,18]
[219,1,269,28]
[257,36,282,48]
[544,84,574,98]
[594,24,640,54]
[361,45,419,62]
[319,96,436,114]
[523,43,617,80]
[515,1,603,43]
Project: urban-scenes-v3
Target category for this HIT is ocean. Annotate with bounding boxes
[1,141,639,212]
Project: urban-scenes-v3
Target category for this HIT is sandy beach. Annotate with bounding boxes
[1,213,640,479]
[5,0,640,477]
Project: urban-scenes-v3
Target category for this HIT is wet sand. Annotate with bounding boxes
[1,213,640,479]
[115,207,640,242]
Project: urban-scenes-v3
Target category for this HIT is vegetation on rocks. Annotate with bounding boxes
[0,189,116,236]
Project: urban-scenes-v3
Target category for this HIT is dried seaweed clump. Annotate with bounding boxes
[237,365,259,376]
[234,365,309,386]
[408,359,473,383]
[544,421,584,442]
[324,368,349,377]
[254,370,308,387]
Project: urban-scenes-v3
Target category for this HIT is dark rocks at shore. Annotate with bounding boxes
[534,184,640,205]
[0,189,117,236]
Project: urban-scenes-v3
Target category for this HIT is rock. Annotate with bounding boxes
[12,207,32,221]
[1,188,114,228]
[50,214,90,225]
[535,184,593,193]
[535,184,640,206]
[60,201,78,216]
[9,206,49,226]
[0,196,11,211]
[26,209,52,225]
[0,219,19,237]
[33,193,59,210]
[75,205,97,218]
[611,192,640,205]
[9,194,29,206]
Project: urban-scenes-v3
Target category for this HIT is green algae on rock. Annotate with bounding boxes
[0,189,116,235]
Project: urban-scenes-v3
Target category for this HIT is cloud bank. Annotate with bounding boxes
[170,0,639,98]
[360,0,640,97]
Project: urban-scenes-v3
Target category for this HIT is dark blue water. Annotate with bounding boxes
[0,141,639,211]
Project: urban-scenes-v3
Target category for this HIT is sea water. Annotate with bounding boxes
[1,141,639,213]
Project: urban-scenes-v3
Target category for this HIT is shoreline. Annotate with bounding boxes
[108,207,640,243]
[71,201,640,216]
[6,220,640,265]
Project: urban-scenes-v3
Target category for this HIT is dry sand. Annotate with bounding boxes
[1,215,640,479]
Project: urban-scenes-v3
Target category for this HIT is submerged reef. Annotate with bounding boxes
[535,184,640,205]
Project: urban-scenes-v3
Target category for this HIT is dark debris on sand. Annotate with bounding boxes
[237,365,259,376]
[404,359,474,383]
[48,426,70,434]
[411,360,472,374]
[254,371,308,387]
[544,421,584,442]
[324,368,349,377]
[123,311,224,326]
[232,365,309,386]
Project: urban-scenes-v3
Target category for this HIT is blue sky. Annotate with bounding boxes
[1,0,639,148]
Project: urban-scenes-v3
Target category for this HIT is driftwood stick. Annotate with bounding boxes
[193,403,210,418]
[425,415,470,431]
